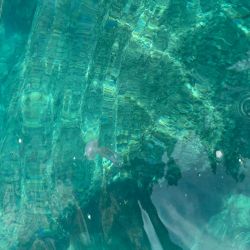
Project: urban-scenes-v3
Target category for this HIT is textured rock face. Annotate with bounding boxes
[0,0,249,249]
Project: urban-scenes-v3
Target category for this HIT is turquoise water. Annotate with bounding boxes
[0,0,250,249]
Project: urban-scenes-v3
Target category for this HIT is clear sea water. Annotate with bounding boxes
[0,0,250,249]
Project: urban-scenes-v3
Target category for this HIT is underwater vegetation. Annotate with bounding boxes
[0,0,249,249]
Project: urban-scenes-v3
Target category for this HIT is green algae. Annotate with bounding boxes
[0,0,249,249]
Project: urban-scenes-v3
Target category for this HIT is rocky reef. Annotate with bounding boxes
[0,0,249,249]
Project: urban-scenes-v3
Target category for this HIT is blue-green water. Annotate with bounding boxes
[0,0,250,249]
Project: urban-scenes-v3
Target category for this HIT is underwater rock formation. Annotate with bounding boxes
[0,0,249,249]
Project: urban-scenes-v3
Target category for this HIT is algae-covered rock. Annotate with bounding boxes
[0,0,249,249]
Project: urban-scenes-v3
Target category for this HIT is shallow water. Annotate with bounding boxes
[0,0,250,249]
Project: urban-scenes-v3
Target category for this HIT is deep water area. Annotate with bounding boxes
[0,0,250,249]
